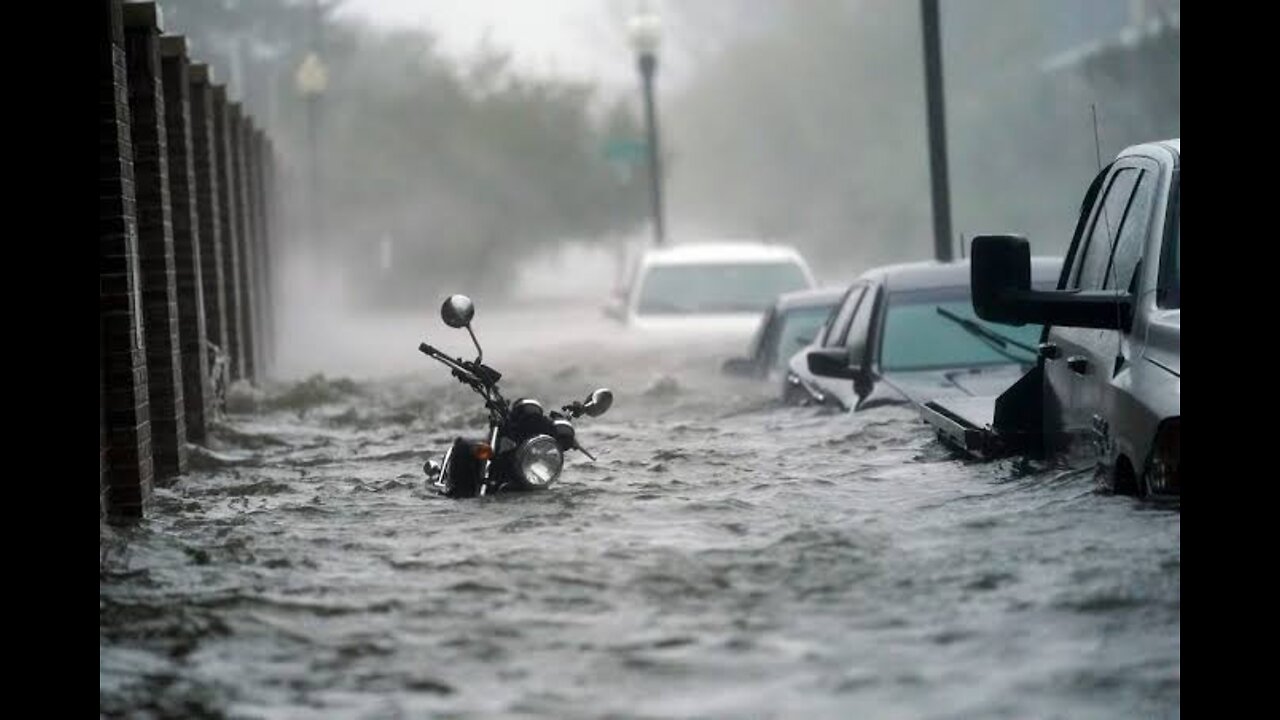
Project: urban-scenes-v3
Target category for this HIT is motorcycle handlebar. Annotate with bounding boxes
[419,341,488,392]
[417,341,510,417]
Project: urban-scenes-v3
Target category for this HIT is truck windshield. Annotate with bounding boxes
[773,305,837,369]
[880,287,1042,371]
[636,262,811,315]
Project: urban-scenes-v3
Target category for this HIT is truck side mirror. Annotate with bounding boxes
[971,235,1132,331]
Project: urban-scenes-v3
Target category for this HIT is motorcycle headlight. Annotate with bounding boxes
[515,434,563,487]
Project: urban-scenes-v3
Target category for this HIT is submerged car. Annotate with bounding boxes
[605,241,816,341]
[786,258,1063,411]
[921,138,1179,499]
[721,287,845,381]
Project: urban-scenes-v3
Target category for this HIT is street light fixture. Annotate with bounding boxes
[295,51,328,97]
[627,4,666,247]
[295,51,327,244]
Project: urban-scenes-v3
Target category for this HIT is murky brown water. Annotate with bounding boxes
[100,304,1179,719]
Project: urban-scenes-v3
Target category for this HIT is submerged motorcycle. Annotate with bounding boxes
[418,294,613,498]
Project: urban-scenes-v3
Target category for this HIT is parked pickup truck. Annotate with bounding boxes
[919,138,1179,499]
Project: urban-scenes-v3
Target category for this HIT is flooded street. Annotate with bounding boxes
[100,304,1180,719]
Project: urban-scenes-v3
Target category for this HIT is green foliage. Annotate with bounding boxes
[158,0,648,306]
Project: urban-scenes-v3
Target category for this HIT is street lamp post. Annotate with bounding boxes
[295,51,327,245]
[628,6,666,247]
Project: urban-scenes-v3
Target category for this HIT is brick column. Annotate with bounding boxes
[212,86,245,381]
[231,107,259,382]
[101,0,153,519]
[249,129,274,378]
[262,137,279,373]
[123,2,187,482]
[100,339,107,522]
[160,35,210,442]
[188,65,228,414]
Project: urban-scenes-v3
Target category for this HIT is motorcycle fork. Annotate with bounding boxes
[479,424,500,496]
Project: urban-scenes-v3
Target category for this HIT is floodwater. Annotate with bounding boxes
[100,302,1180,719]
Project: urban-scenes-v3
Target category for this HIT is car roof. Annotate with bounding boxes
[639,240,807,266]
[1120,137,1179,167]
[856,256,1063,292]
[774,286,847,311]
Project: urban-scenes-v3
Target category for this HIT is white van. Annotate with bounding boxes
[607,241,817,338]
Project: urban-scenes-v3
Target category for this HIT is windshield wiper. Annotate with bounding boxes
[935,306,1037,364]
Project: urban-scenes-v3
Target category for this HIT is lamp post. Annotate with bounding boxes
[628,5,666,247]
[295,51,327,244]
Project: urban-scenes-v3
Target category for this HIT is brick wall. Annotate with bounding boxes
[100,0,153,519]
[124,2,187,481]
[160,35,211,443]
[189,64,228,411]
[212,87,245,381]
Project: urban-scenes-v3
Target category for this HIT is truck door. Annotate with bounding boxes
[1042,160,1157,451]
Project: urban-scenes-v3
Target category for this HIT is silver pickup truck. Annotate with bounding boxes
[920,138,1179,499]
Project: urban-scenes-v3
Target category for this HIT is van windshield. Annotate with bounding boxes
[636,262,810,315]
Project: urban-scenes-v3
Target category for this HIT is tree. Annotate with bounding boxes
[158,0,650,307]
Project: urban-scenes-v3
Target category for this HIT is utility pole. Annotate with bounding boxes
[921,0,954,262]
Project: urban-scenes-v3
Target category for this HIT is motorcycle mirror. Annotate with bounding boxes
[423,458,442,482]
[441,295,475,328]
[582,388,613,417]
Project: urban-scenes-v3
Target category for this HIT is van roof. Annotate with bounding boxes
[640,241,807,266]
[775,286,848,311]
[858,257,1064,292]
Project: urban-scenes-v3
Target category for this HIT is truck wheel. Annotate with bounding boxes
[1106,457,1139,497]
[782,383,805,405]
[1141,456,1162,497]
[1139,423,1179,500]
[1139,452,1173,499]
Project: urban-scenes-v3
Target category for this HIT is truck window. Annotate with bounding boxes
[824,285,865,347]
[1159,197,1180,309]
[1072,167,1139,291]
[1104,168,1158,292]
[844,285,879,367]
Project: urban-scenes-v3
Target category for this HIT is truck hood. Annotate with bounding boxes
[882,364,1030,405]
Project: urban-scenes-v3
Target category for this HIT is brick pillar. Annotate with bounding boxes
[262,137,279,373]
[100,338,107,522]
[231,107,259,382]
[212,86,245,381]
[101,0,153,519]
[160,35,210,443]
[123,2,187,482]
[189,65,228,415]
[250,130,274,378]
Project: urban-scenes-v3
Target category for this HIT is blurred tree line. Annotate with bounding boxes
[663,0,1179,280]
[159,0,1178,302]
[161,0,650,307]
